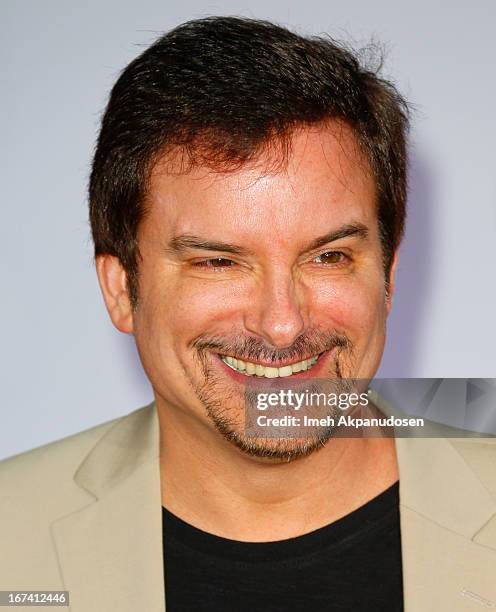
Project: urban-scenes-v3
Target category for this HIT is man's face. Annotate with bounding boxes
[127,124,394,459]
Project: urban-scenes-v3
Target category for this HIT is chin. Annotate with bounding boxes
[209,412,335,463]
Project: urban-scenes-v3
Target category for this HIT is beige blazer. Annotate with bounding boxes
[1,402,495,611]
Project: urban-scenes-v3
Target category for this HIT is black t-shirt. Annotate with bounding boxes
[162,481,403,611]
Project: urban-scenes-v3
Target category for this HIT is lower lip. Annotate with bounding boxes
[214,349,335,383]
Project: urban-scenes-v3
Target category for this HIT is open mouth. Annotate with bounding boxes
[220,353,321,378]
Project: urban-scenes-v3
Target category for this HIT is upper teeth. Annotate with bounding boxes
[221,354,319,378]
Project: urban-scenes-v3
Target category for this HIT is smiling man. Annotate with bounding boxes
[2,16,496,612]
[122,125,392,462]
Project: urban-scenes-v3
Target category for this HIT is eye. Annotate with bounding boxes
[194,257,235,269]
[314,251,348,265]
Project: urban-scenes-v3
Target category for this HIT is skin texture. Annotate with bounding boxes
[96,123,399,541]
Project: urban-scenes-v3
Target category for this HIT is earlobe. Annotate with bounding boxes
[95,255,134,333]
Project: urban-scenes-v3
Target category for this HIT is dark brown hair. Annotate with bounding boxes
[89,16,410,307]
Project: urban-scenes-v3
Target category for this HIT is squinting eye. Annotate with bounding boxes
[314,251,347,265]
[195,258,234,269]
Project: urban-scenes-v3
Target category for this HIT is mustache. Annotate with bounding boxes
[192,329,352,363]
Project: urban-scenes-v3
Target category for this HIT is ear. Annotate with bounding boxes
[385,251,399,315]
[95,255,134,333]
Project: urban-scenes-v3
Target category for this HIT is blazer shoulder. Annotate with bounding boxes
[1,414,121,476]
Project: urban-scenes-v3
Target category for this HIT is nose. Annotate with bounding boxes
[243,269,306,349]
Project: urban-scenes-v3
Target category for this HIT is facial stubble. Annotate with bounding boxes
[189,331,355,462]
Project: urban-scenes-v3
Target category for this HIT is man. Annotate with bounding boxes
[1,16,495,612]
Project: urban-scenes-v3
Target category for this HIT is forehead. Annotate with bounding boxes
[142,123,377,245]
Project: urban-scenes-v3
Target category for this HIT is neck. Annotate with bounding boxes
[158,399,399,542]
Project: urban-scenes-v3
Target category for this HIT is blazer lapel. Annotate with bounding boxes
[50,403,166,612]
[395,437,496,611]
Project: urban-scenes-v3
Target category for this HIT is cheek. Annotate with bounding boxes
[152,276,249,342]
[309,275,387,339]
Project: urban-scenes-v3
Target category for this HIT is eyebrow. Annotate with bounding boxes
[166,223,369,257]
[305,223,369,251]
[167,235,253,256]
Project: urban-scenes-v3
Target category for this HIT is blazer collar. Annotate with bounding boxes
[374,388,496,611]
[369,387,496,538]
[395,437,496,610]
[74,402,160,499]
[51,403,166,612]
[395,436,496,539]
